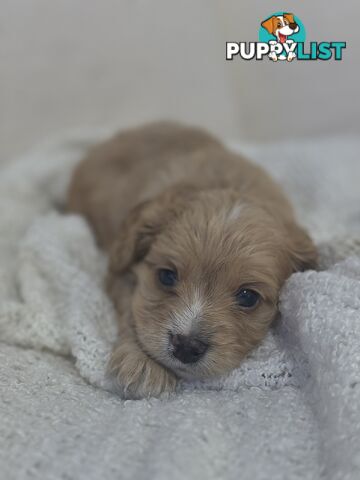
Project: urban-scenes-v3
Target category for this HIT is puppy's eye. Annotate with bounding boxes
[235,288,259,308]
[158,268,178,287]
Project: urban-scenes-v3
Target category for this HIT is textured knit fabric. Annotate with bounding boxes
[0,131,359,480]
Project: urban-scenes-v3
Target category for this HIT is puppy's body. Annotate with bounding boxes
[69,123,292,248]
[68,122,316,398]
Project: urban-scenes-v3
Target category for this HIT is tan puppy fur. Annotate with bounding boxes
[67,122,316,398]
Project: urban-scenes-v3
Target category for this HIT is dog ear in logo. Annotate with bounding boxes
[261,16,277,36]
[283,13,298,31]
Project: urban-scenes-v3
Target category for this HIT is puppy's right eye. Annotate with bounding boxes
[158,268,178,287]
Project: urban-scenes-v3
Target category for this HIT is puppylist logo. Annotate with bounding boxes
[226,12,346,62]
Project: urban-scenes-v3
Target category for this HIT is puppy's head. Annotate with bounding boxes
[261,14,299,42]
[109,187,316,380]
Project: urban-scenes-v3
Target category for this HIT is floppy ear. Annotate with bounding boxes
[286,222,318,272]
[261,16,277,34]
[109,199,158,274]
[109,186,194,274]
[283,13,295,24]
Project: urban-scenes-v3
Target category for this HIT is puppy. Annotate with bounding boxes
[261,13,299,62]
[261,13,299,44]
[67,122,316,398]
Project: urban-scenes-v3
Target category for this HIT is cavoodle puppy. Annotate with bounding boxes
[67,121,316,398]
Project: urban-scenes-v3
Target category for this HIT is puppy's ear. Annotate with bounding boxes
[109,186,194,274]
[286,222,317,272]
[109,200,158,274]
[283,13,295,24]
[261,16,277,34]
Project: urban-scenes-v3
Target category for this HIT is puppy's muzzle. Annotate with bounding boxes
[169,333,209,364]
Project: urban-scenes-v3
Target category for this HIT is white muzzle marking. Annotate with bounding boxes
[170,290,204,335]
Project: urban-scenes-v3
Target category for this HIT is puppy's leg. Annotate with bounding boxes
[268,40,278,61]
[107,274,177,399]
[109,334,177,399]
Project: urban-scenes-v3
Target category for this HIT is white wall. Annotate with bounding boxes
[1,0,359,161]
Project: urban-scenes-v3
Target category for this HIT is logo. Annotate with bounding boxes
[226,12,346,62]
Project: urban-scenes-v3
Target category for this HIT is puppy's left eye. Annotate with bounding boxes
[158,268,178,287]
[235,288,260,308]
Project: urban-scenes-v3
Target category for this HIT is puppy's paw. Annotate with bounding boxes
[269,52,278,62]
[108,342,177,399]
[287,52,296,62]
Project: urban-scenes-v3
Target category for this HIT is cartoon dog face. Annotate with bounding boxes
[261,13,299,43]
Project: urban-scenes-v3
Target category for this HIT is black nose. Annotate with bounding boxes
[289,22,297,30]
[170,334,208,364]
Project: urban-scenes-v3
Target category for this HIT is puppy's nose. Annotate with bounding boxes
[170,334,208,364]
[289,22,297,30]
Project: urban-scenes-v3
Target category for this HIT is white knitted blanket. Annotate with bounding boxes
[1,132,360,480]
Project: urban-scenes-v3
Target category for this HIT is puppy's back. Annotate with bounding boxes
[67,121,297,250]
[67,122,221,247]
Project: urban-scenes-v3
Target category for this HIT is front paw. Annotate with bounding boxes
[287,52,296,62]
[108,342,177,399]
[269,52,278,62]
